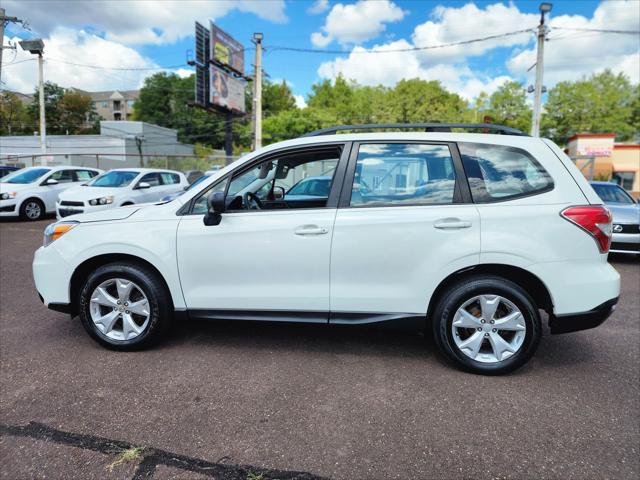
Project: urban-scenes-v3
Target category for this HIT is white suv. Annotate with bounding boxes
[1,166,102,220]
[56,168,188,219]
[32,124,620,374]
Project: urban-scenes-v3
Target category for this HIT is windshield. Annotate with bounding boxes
[592,183,635,205]
[90,171,139,188]
[4,168,51,184]
[287,178,331,196]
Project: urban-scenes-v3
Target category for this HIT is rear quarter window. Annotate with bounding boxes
[459,142,553,202]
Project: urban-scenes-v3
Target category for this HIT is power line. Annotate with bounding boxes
[551,26,640,35]
[46,58,191,71]
[267,28,536,55]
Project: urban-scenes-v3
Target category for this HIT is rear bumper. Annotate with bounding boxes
[549,297,618,334]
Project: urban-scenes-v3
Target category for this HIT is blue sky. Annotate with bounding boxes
[3,1,638,105]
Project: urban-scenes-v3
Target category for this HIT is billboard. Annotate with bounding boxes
[210,22,245,75]
[193,21,246,113]
[210,65,246,113]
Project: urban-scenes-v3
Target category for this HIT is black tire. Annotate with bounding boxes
[20,198,45,221]
[432,275,541,375]
[78,262,172,350]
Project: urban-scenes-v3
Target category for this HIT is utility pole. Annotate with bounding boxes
[0,8,21,86]
[252,32,263,150]
[531,2,552,137]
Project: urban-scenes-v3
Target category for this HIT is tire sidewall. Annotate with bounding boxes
[434,276,541,375]
[20,198,44,221]
[78,264,167,349]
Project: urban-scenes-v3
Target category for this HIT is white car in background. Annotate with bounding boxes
[56,168,188,219]
[0,166,102,220]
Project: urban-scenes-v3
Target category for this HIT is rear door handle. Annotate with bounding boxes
[434,218,472,229]
[295,225,328,236]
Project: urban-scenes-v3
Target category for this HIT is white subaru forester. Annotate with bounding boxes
[33,124,621,374]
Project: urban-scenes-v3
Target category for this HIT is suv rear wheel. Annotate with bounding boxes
[78,262,172,349]
[432,275,541,375]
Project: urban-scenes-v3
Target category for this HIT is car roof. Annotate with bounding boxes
[20,165,100,172]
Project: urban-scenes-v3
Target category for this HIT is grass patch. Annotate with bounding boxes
[106,446,145,472]
[246,472,265,480]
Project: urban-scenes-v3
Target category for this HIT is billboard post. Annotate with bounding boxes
[191,21,249,162]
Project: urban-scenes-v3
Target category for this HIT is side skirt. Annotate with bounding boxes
[184,309,425,329]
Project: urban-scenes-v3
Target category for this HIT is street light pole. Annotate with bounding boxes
[531,2,552,137]
[19,39,47,160]
[252,32,263,150]
[37,52,46,156]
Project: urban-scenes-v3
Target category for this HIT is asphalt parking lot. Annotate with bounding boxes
[0,219,638,480]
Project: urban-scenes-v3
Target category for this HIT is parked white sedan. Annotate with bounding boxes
[0,166,102,220]
[56,168,188,219]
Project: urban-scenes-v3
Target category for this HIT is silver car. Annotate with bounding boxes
[591,181,640,255]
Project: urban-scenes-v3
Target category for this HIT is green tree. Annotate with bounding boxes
[484,81,531,133]
[261,108,338,144]
[262,80,297,116]
[27,81,64,134]
[542,70,636,144]
[58,91,98,134]
[0,92,29,134]
[387,79,468,123]
[134,72,226,147]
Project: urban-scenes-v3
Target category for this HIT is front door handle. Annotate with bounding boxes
[434,218,472,229]
[295,225,328,236]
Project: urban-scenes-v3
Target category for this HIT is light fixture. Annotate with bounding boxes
[18,38,45,54]
[539,3,553,13]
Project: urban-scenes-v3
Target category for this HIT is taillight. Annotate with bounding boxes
[561,205,613,253]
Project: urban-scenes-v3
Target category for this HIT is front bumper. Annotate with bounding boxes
[549,297,619,334]
[0,200,18,216]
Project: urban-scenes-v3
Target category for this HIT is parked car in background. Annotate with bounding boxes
[0,166,20,179]
[184,170,204,184]
[33,123,620,375]
[56,168,188,219]
[591,181,640,255]
[161,172,213,202]
[0,166,102,220]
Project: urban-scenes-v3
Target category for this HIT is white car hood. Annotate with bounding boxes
[64,205,140,223]
[0,182,39,193]
[59,185,126,202]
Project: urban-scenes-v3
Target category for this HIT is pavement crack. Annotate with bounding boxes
[0,422,328,480]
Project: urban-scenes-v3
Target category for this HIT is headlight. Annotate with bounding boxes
[88,195,114,206]
[43,221,78,247]
[0,191,17,200]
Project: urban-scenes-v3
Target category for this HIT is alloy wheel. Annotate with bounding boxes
[89,278,151,341]
[451,294,526,363]
[25,202,42,219]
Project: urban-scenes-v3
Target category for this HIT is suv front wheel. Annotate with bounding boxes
[78,262,172,350]
[432,275,541,375]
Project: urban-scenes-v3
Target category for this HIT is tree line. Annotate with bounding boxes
[2,69,637,151]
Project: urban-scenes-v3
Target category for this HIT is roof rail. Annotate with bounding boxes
[301,123,528,137]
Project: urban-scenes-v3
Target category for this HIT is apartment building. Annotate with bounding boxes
[71,88,139,121]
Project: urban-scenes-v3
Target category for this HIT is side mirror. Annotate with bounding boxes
[203,191,225,226]
[183,185,189,191]
[273,186,285,200]
[44,178,59,186]
[136,181,151,189]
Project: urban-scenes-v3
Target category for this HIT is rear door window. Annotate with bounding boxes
[350,143,457,207]
[160,173,180,185]
[459,143,553,202]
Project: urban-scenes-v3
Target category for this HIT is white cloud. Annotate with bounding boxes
[317,1,639,102]
[3,28,158,93]
[318,40,513,100]
[311,0,405,47]
[507,0,640,85]
[412,3,537,64]
[307,0,330,15]
[174,68,194,79]
[3,0,287,46]
[294,94,307,109]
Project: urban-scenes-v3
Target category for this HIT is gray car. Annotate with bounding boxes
[591,181,640,255]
